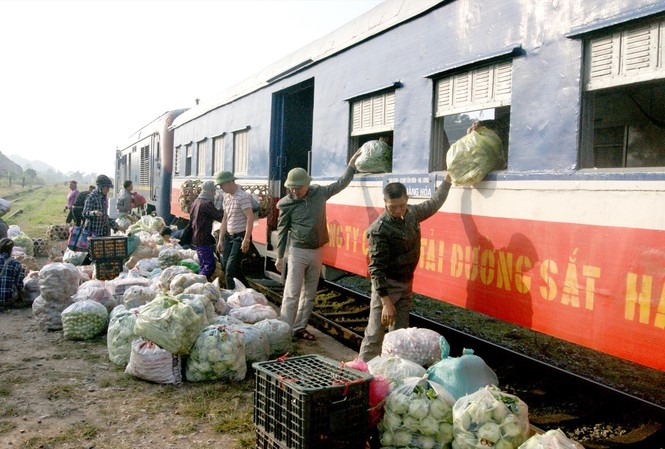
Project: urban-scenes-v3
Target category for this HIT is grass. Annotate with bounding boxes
[0,183,70,239]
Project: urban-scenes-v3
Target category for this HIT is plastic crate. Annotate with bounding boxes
[89,236,128,261]
[253,354,372,449]
[94,258,124,280]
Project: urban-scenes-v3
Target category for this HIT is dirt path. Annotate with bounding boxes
[0,305,357,449]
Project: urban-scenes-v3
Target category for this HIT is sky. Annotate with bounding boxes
[0,0,384,176]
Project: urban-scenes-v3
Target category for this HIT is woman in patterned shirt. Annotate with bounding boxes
[82,175,119,237]
[0,238,24,307]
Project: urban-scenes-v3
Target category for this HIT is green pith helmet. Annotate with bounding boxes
[215,171,236,185]
[284,167,312,188]
[96,174,114,188]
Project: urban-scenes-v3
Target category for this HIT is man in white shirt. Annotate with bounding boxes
[215,171,254,289]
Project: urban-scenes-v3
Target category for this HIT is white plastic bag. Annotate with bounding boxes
[382,327,443,368]
[125,338,182,384]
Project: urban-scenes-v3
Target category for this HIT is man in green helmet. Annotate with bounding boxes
[275,149,362,341]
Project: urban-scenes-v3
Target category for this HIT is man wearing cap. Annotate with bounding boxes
[275,148,362,341]
[64,180,79,225]
[215,171,254,289]
[83,174,119,237]
[189,180,224,282]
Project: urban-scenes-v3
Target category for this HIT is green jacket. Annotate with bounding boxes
[367,180,452,297]
[276,166,356,258]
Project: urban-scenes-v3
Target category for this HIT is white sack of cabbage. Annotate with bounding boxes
[62,248,87,266]
[133,293,202,355]
[38,262,81,301]
[224,323,270,363]
[446,126,504,186]
[453,385,529,449]
[107,304,140,367]
[228,304,277,324]
[378,376,455,449]
[518,428,584,449]
[159,247,183,269]
[366,354,426,388]
[32,295,73,331]
[253,318,292,356]
[212,315,243,326]
[426,339,499,400]
[125,337,182,384]
[184,282,228,315]
[355,139,392,173]
[226,285,268,308]
[157,265,192,291]
[176,293,215,327]
[22,272,41,304]
[73,279,117,313]
[61,299,109,340]
[169,273,207,295]
[381,327,444,368]
[185,324,247,382]
[134,257,161,276]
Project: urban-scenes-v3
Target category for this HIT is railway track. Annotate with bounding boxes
[246,276,665,449]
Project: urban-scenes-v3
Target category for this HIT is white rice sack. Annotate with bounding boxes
[226,288,268,308]
[133,293,202,355]
[225,323,270,363]
[123,285,157,309]
[32,295,73,331]
[453,386,529,449]
[228,304,277,324]
[73,279,117,313]
[38,262,81,301]
[125,338,182,385]
[169,273,207,295]
[107,305,139,367]
[61,299,109,340]
[176,293,215,327]
[158,265,192,292]
[518,429,584,449]
[254,318,292,356]
[185,325,247,382]
[367,354,427,387]
[381,327,444,368]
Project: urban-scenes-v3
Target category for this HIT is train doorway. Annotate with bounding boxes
[269,79,314,202]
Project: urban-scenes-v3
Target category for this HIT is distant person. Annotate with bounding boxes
[116,180,139,230]
[189,181,224,282]
[64,180,79,225]
[160,227,173,244]
[0,238,25,308]
[83,175,119,237]
[358,173,453,362]
[72,185,95,227]
[275,148,362,341]
[215,171,254,289]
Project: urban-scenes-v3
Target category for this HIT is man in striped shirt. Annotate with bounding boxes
[215,171,254,289]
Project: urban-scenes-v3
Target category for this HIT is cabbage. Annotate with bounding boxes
[61,299,109,340]
[446,125,504,185]
[355,139,392,173]
[185,325,246,382]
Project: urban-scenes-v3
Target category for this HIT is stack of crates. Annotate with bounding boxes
[253,354,373,449]
[88,236,128,281]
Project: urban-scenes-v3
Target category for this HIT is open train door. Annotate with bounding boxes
[265,79,314,277]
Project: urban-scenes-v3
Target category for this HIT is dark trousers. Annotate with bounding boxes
[222,232,245,290]
[196,245,217,281]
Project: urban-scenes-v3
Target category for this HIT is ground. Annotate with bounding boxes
[0,301,357,449]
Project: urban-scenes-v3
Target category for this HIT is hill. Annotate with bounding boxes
[0,150,25,175]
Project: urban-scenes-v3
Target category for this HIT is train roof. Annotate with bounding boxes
[171,0,445,129]
[118,109,188,151]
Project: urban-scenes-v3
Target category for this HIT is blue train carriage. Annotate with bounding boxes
[114,109,187,221]
[169,0,665,372]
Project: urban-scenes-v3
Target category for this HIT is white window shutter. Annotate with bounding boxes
[351,91,395,136]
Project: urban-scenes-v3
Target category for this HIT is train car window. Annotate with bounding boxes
[197,139,207,176]
[581,19,665,168]
[140,146,149,186]
[233,129,249,176]
[185,143,192,176]
[349,91,395,171]
[431,61,512,171]
[174,146,181,176]
[212,135,225,174]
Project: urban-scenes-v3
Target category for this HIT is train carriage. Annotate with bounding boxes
[128,0,665,372]
[115,109,187,220]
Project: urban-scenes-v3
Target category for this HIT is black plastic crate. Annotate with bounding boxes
[89,236,128,261]
[253,354,372,449]
[94,258,124,280]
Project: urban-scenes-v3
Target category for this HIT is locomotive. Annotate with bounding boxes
[115,0,665,372]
